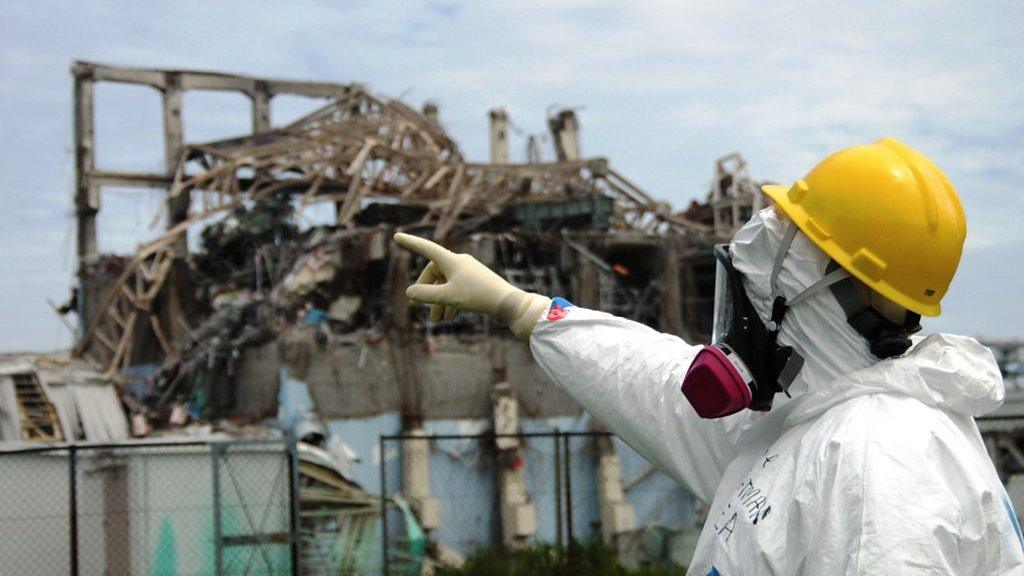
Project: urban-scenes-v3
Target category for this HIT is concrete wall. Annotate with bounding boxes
[251,333,581,421]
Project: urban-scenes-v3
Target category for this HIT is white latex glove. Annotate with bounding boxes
[393,233,551,340]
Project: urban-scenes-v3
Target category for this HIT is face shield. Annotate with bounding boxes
[711,248,732,343]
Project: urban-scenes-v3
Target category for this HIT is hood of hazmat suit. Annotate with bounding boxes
[530,206,1024,575]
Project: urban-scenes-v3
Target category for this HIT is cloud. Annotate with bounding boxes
[0,0,1021,351]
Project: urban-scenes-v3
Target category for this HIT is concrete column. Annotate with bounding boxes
[251,81,271,133]
[162,73,184,180]
[73,69,101,333]
[711,201,721,235]
[526,135,542,164]
[163,73,188,256]
[660,238,684,338]
[493,383,536,549]
[161,73,191,352]
[594,432,636,548]
[422,101,439,126]
[73,72,98,265]
[489,108,509,164]
[573,247,601,309]
[389,247,424,419]
[548,109,580,161]
[402,427,441,530]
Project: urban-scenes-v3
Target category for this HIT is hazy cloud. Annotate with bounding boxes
[0,0,1021,351]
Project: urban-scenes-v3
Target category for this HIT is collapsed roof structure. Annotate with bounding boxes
[65,61,759,429]
[55,62,779,560]
[0,353,128,443]
[46,61,1024,567]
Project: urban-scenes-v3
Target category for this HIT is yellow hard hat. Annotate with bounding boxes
[762,138,966,317]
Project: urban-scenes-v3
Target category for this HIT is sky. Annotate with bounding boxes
[0,0,1021,352]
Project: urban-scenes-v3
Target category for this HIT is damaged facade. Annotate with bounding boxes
[0,353,128,443]
[67,61,738,431]
[0,59,823,574]
[0,59,1005,573]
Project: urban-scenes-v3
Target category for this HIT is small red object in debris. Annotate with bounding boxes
[612,263,630,276]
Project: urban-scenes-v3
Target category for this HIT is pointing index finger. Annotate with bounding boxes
[394,232,455,268]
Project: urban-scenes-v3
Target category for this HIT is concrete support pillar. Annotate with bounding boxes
[660,238,684,338]
[712,200,724,236]
[389,247,424,418]
[402,427,441,531]
[573,246,601,309]
[102,464,130,575]
[594,431,636,548]
[423,101,439,126]
[162,74,184,183]
[488,108,509,164]
[162,73,188,255]
[160,73,191,351]
[526,135,542,164]
[251,81,271,134]
[548,109,580,162]
[73,68,101,333]
[493,383,536,548]
[73,71,98,265]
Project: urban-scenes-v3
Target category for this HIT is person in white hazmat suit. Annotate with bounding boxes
[394,138,1024,574]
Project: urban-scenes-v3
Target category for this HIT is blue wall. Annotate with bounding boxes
[279,371,699,557]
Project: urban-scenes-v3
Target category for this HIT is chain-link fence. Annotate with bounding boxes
[0,438,299,576]
[379,431,699,574]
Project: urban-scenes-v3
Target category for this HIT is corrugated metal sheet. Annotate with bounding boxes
[0,355,129,443]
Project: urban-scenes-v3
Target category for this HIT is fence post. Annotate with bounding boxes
[553,429,562,550]
[211,442,224,576]
[380,434,389,576]
[286,436,301,575]
[68,444,78,576]
[563,434,573,563]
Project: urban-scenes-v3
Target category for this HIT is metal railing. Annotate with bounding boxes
[378,430,692,574]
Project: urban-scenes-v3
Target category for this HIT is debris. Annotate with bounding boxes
[0,354,129,442]
[62,62,764,434]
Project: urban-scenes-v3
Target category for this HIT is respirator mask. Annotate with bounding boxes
[680,223,919,419]
[826,260,922,359]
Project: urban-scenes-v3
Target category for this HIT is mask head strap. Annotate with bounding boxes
[766,222,849,327]
[769,222,799,303]
[763,222,857,395]
[788,267,851,307]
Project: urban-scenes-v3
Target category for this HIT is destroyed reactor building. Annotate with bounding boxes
[61,61,772,565]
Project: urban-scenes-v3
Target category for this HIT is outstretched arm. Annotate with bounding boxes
[393,232,739,502]
[530,302,739,502]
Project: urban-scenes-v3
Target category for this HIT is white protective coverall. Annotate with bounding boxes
[530,207,1024,575]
